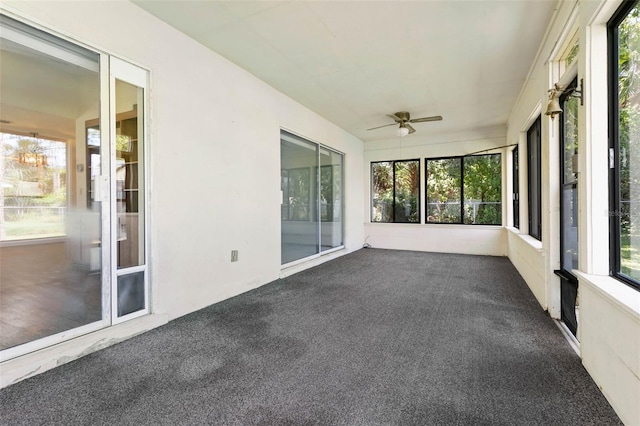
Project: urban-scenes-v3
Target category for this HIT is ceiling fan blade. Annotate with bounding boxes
[387,114,403,123]
[367,122,398,131]
[409,115,443,123]
[406,123,416,134]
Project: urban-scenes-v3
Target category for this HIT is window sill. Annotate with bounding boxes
[574,271,640,321]
[366,222,503,229]
[506,227,544,252]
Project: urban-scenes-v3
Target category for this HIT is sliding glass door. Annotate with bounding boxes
[0,15,104,351]
[0,15,149,357]
[281,131,343,265]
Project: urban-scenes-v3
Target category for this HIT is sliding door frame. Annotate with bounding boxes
[0,14,150,360]
[109,58,150,325]
[280,129,344,268]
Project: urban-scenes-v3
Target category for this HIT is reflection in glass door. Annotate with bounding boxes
[0,15,103,351]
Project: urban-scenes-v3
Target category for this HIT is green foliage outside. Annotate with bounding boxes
[372,162,392,222]
[372,160,419,223]
[426,158,461,223]
[394,161,420,223]
[282,164,341,222]
[618,4,640,281]
[463,155,502,225]
[427,155,501,225]
[320,165,340,222]
[284,168,311,221]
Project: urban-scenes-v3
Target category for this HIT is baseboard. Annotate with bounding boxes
[554,319,580,356]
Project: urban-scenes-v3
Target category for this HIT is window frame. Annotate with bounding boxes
[425,153,502,226]
[370,159,421,224]
[513,146,520,229]
[527,116,543,241]
[608,0,640,290]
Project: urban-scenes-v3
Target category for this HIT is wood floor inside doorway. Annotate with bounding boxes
[0,241,102,350]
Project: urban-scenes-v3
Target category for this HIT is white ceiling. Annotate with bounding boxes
[133,0,557,142]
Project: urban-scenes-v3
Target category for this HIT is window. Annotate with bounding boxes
[558,30,579,77]
[609,0,640,289]
[527,117,542,240]
[513,146,520,228]
[371,160,420,223]
[426,154,502,225]
[281,131,344,264]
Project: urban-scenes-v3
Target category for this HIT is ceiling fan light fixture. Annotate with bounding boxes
[397,125,410,137]
[368,111,442,135]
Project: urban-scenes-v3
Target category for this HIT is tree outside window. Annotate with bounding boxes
[612,1,640,285]
[427,154,502,225]
[371,160,420,223]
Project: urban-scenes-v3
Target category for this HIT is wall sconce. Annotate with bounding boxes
[545,78,584,120]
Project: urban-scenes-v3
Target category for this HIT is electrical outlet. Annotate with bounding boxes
[231,250,238,262]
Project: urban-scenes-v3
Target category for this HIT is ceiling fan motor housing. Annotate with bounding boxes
[394,111,411,122]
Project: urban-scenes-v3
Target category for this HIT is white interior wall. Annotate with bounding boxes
[506,0,640,424]
[0,0,363,387]
[363,126,508,256]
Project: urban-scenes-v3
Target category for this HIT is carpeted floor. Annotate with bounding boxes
[0,249,621,425]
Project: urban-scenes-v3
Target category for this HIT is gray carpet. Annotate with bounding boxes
[0,249,621,425]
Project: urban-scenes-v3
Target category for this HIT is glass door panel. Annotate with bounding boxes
[281,132,319,264]
[320,147,343,252]
[556,79,580,337]
[562,186,579,271]
[111,60,148,321]
[115,81,144,270]
[0,15,103,350]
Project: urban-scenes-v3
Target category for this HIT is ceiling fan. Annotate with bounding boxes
[367,111,443,136]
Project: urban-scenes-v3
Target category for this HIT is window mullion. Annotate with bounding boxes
[460,157,465,224]
[392,161,396,223]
